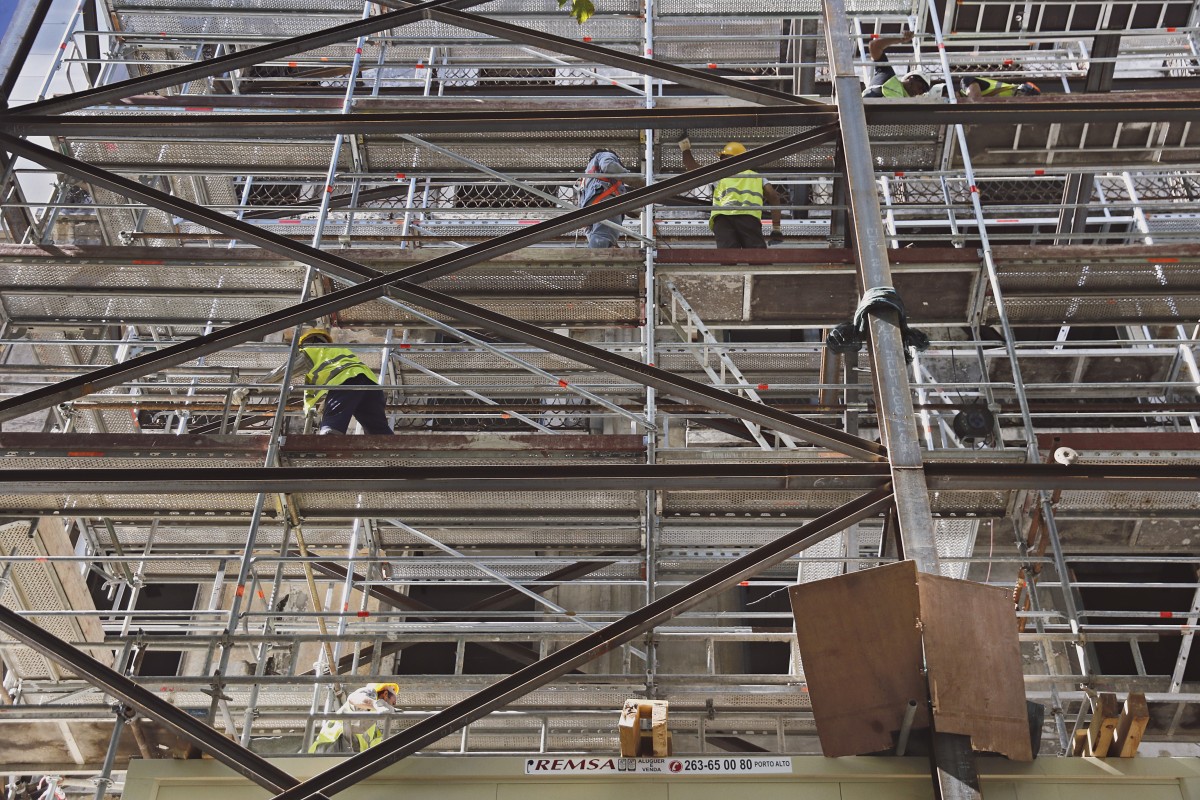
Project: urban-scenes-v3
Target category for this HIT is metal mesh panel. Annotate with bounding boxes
[656,0,916,14]
[2,294,300,325]
[997,260,1200,293]
[340,298,640,325]
[298,489,644,513]
[383,560,636,580]
[69,140,350,170]
[0,521,93,680]
[988,296,1200,325]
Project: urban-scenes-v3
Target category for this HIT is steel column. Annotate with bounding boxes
[821,0,940,571]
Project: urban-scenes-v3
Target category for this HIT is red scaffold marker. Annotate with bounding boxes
[357,610,370,618]
[395,172,406,179]
[583,36,592,42]
[184,107,213,112]
[1161,611,1174,618]
[257,590,265,600]
[558,379,569,388]
[356,47,363,55]
[288,61,298,68]
[757,383,769,391]
[738,581,750,586]
[67,451,104,457]
[235,585,245,597]
[969,185,979,193]
[399,343,412,349]
[707,62,717,69]
[1034,169,1045,175]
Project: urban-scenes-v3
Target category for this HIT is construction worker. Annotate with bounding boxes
[862,30,930,98]
[958,76,1041,99]
[309,682,400,754]
[232,328,394,435]
[677,138,784,248]
[578,148,640,248]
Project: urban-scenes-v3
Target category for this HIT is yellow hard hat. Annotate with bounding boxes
[371,682,400,698]
[719,141,747,157]
[297,328,332,347]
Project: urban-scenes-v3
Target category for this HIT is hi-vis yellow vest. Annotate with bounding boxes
[710,171,765,227]
[972,77,1019,96]
[302,345,377,411]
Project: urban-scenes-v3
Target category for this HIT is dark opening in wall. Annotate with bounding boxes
[1073,560,1199,681]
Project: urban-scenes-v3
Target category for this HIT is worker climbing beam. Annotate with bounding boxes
[0,127,888,460]
[6,96,1198,137]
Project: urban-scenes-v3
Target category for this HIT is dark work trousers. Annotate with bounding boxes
[712,213,767,248]
[319,374,394,434]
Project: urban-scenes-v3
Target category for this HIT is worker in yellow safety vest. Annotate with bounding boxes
[958,76,1041,99]
[861,30,930,99]
[677,139,785,248]
[232,328,394,435]
[309,683,400,754]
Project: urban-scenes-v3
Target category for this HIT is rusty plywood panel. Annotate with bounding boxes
[789,560,928,757]
[751,271,973,325]
[918,572,1033,761]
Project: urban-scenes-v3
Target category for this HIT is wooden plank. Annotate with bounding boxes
[1086,693,1120,757]
[650,701,669,757]
[918,572,1034,762]
[618,699,641,757]
[1072,729,1088,757]
[790,560,928,757]
[1108,693,1150,757]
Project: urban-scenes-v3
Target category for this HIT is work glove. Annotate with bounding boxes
[768,228,785,246]
[231,387,251,406]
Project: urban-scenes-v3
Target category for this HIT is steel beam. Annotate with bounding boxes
[0,0,56,104]
[0,128,887,460]
[0,601,314,796]
[5,98,1199,137]
[266,487,894,800]
[1,462,1196,494]
[5,0,491,116]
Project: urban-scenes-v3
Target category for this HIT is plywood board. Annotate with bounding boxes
[790,561,929,757]
[917,572,1033,761]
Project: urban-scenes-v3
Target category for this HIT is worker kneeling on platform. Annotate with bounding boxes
[309,682,400,753]
[233,327,394,435]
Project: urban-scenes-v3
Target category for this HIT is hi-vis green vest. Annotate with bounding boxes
[879,75,909,97]
[308,714,383,753]
[301,345,377,411]
[710,171,765,227]
[971,77,1019,97]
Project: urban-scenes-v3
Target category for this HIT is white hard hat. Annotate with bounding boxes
[924,82,949,98]
[901,69,929,87]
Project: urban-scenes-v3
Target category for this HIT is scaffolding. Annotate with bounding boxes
[1,0,1200,796]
